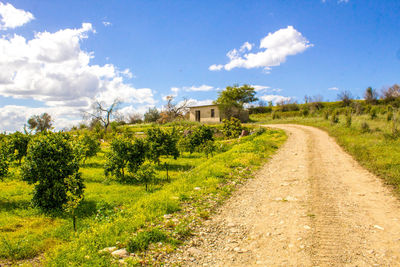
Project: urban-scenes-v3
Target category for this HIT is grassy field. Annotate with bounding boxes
[0,127,286,266]
[251,111,400,194]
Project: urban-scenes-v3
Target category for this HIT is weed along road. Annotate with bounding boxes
[166,124,400,266]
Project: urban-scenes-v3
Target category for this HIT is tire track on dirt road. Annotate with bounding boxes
[164,124,400,266]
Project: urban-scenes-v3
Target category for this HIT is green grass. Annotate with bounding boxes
[0,127,286,266]
[251,112,400,194]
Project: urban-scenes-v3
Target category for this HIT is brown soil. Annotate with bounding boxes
[164,124,400,266]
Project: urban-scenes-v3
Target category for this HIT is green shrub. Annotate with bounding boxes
[146,128,179,163]
[21,132,84,211]
[135,162,156,191]
[0,139,10,179]
[272,111,280,120]
[200,140,217,158]
[221,117,243,138]
[178,125,213,154]
[330,110,339,124]
[127,228,168,252]
[9,131,30,164]
[104,137,147,182]
[345,109,352,127]
[360,122,370,133]
[74,133,101,163]
[370,107,378,120]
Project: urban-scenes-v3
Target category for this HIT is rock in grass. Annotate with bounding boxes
[98,246,117,254]
[111,248,129,258]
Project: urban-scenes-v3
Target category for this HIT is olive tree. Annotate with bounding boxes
[214,84,258,119]
[27,113,53,133]
[21,132,84,211]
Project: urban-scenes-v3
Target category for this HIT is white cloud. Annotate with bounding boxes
[0,105,83,132]
[259,94,291,104]
[0,2,34,30]
[102,21,111,27]
[186,99,214,107]
[171,87,179,94]
[0,22,156,131]
[251,85,270,92]
[239,41,252,52]
[328,87,339,91]
[184,85,214,92]
[209,26,313,72]
[208,64,223,71]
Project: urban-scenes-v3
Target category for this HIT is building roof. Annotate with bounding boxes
[188,104,218,109]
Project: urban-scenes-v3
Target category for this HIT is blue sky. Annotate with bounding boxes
[0,0,399,131]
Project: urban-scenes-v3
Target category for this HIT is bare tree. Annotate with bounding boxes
[381,84,400,103]
[127,113,143,124]
[364,87,378,105]
[159,96,189,123]
[84,99,120,132]
[337,90,353,106]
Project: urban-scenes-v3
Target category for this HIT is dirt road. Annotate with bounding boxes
[164,124,400,266]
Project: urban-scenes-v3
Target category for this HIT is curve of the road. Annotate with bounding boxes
[165,124,400,266]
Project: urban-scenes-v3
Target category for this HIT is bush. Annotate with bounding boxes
[127,228,168,252]
[248,106,272,114]
[21,132,84,211]
[104,137,147,182]
[361,122,370,133]
[178,125,214,154]
[345,110,352,127]
[221,117,243,138]
[387,105,393,121]
[272,111,280,120]
[0,140,10,180]
[135,162,156,191]
[75,134,100,163]
[330,110,339,124]
[9,132,30,164]
[146,128,179,164]
[200,140,217,158]
[370,107,378,120]
[323,110,329,120]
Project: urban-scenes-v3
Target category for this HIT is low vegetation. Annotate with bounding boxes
[0,120,286,266]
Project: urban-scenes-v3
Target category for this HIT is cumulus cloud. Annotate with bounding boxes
[0,22,156,131]
[259,94,291,104]
[209,26,313,72]
[0,2,34,30]
[328,87,339,91]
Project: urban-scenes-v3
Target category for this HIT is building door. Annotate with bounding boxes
[195,110,200,122]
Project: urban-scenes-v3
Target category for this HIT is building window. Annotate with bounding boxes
[211,109,215,118]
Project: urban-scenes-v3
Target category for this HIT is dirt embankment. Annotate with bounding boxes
[164,124,400,266]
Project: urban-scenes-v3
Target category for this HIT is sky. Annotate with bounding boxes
[0,0,399,132]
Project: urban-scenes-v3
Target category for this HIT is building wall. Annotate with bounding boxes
[189,105,249,123]
[189,105,221,123]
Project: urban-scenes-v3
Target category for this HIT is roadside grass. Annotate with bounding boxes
[251,113,400,194]
[0,128,286,265]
